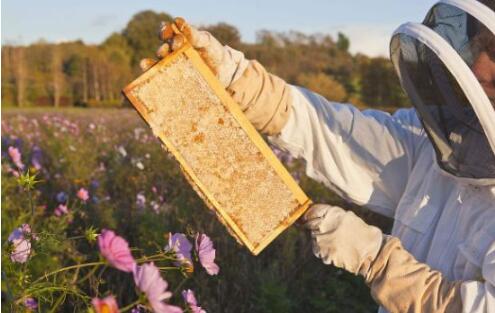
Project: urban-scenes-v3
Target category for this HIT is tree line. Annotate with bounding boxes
[1,10,410,109]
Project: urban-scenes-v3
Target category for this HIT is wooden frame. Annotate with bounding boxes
[123,41,311,255]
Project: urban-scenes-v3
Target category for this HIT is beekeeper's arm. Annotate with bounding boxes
[145,19,425,216]
[304,204,494,313]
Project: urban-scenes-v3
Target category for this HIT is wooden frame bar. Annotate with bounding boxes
[123,41,311,255]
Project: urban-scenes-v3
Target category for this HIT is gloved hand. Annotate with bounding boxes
[140,17,293,135]
[303,204,462,313]
[303,204,383,275]
[140,17,248,88]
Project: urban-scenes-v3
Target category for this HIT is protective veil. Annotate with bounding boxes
[390,0,495,182]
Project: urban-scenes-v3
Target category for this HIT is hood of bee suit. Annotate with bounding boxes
[390,0,495,185]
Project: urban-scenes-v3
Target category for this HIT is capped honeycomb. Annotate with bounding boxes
[123,44,311,255]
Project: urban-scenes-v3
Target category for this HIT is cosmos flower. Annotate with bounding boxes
[150,201,160,214]
[292,171,302,183]
[117,146,127,158]
[8,224,32,263]
[54,204,69,217]
[8,146,24,169]
[92,295,120,313]
[23,297,38,311]
[31,145,43,170]
[76,188,89,202]
[136,193,146,209]
[272,146,295,165]
[133,263,183,313]
[131,307,143,313]
[167,233,193,267]
[1,136,12,158]
[136,161,144,170]
[56,191,68,203]
[90,179,100,189]
[182,289,206,313]
[98,229,136,272]
[195,234,219,276]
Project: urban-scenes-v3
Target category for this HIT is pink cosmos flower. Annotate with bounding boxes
[7,167,20,177]
[98,229,135,272]
[8,224,32,263]
[92,295,120,313]
[167,233,193,267]
[131,306,145,313]
[150,201,160,214]
[76,187,89,202]
[20,224,39,241]
[182,289,206,313]
[8,146,24,169]
[54,204,69,217]
[21,224,32,233]
[23,297,38,311]
[195,234,219,275]
[136,193,146,209]
[133,263,183,313]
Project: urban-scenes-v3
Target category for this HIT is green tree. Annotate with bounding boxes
[296,72,348,102]
[359,57,410,108]
[337,32,350,52]
[204,23,241,48]
[1,9,411,111]
[122,10,173,67]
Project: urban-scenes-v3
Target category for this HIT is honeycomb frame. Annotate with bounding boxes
[123,42,311,255]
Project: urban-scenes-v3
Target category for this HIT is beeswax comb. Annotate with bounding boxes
[122,26,311,255]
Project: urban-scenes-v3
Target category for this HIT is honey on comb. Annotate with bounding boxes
[124,48,310,255]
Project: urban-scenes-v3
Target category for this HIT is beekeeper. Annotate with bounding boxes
[141,0,495,311]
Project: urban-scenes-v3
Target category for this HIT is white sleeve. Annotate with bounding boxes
[269,86,427,217]
[460,241,495,313]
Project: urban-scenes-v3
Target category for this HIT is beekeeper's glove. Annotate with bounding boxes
[140,18,292,135]
[140,17,248,88]
[303,204,383,274]
[303,204,462,313]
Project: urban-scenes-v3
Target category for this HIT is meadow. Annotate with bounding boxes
[1,108,388,312]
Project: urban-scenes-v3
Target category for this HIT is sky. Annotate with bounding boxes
[2,0,438,57]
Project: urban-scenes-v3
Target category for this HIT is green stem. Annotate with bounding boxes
[157,266,181,271]
[32,261,105,284]
[27,187,34,217]
[120,299,142,312]
[135,253,177,263]
[71,264,81,284]
[96,264,108,282]
[31,252,178,286]
[76,265,100,284]
[173,277,190,295]
[48,290,67,313]
[2,271,14,303]
[66,235,85,241]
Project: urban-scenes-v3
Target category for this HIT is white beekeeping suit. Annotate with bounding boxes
[145,1,495,311]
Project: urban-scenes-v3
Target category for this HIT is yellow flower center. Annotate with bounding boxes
[100,304,111,313]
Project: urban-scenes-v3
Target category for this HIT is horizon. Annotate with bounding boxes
[2,0,438,57]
